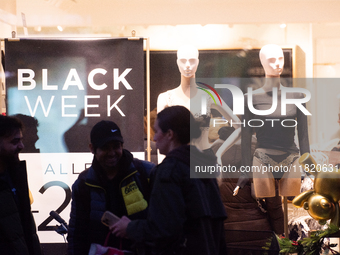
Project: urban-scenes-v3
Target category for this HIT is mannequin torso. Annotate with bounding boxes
[157,85,214,150]
[157,45,241,154]
[236,44,310,197]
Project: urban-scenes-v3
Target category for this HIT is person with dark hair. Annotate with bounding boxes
[111,105,227,255]
[0,115,42,255]
[67,120,155,255]
[13,114,40,153]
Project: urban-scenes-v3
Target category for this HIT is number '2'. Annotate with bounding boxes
[38,181,71,231]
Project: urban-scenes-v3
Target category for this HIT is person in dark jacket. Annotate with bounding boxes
[67,120,155,255]
[112,105,227,255]
[0,115,42,255]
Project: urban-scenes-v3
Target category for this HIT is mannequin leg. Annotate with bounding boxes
[252,156,276,198]
[265,180,284,235]
[279,157,301,197]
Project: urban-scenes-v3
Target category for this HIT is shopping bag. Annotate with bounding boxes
[88,231,134,255]
[89,243,125,255]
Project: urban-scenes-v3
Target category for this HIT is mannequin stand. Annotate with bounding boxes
[284,197,289,238]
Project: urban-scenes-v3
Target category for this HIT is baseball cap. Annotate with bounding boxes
[90,120,124,148]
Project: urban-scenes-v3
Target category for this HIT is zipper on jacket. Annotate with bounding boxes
[85,182,106,193]
[119,170,137,190]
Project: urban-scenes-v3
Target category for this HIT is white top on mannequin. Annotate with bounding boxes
[157,45,241,163]
[157,45,199,111]
[233,44,285,196]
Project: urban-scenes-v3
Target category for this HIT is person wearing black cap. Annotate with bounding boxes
[67,120,155,255]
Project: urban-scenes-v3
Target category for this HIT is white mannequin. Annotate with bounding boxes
[157,45,241,163]
[233,44,306,197]
[157,45,198,112]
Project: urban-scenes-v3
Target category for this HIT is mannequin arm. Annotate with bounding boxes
[211,138,224,148]
[297,103,310,154]
[211,98,241,129]
[215,128,241,165]
[233,186,240,196]
[157,92,168,113]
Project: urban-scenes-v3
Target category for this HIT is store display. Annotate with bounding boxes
[293,153,340,227]
[156,45,241,165]
[237,44,310,198]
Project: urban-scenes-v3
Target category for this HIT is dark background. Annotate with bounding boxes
[147,48,293,112]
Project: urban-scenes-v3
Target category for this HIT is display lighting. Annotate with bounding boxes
[280,23,287,28]
[57,26,63,31]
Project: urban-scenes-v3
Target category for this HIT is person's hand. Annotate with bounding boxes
[111,216,131,238]
[233,186,240,196]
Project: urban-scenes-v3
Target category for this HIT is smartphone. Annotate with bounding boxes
[101,211,121,228]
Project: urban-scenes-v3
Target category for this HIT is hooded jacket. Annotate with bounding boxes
[67,149,154,255]
[0,161,42,255]
[127,145,227,255]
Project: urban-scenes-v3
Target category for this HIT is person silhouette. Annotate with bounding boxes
[63,109,92,152]
[13,114,40,153]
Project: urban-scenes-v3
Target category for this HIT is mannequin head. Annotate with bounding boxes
[176,45,199,78]
[259,44,284,77]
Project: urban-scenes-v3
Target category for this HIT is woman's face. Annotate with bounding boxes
[153,119,170,155]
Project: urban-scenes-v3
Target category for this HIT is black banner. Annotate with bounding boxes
[4,38,145,243]
[5,38,144,153]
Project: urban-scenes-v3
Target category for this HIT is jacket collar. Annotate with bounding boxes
[87,149,135,185]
